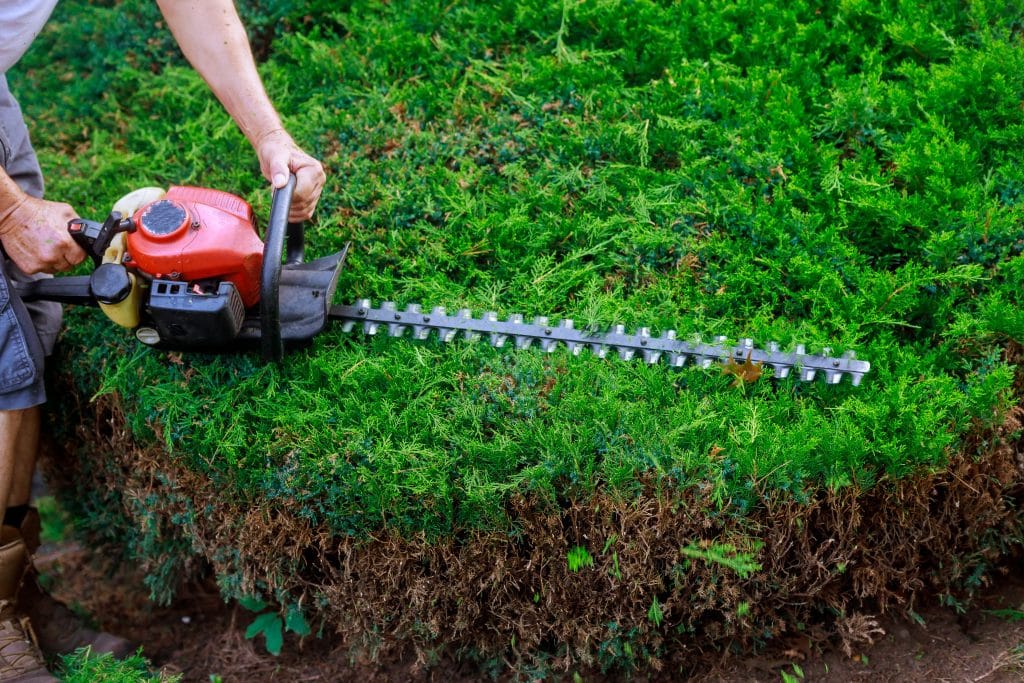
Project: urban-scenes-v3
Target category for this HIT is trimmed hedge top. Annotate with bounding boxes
[18,0,1024,538]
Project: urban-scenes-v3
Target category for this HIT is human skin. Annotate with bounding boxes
[156,0,326,222]
[0,0,327,525]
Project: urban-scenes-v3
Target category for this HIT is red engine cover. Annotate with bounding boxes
[125,186,265,308]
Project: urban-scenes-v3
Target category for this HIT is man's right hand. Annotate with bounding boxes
[0,194,87,274]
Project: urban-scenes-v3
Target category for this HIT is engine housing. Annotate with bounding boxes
[124,186,265,307]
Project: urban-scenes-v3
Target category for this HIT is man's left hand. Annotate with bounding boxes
[255,129,326,222]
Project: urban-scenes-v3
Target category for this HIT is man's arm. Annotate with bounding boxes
[155,0,325,221]
[0,170,83,275]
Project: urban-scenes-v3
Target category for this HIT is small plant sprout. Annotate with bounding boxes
[679,541,763,579]
[780,663,805,682]
[647,596,664,627]
[567,545,594,572]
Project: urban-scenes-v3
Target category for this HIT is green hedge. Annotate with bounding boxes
[15,0,1024,672]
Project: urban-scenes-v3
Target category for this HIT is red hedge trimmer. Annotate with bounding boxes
[15,177,871,385]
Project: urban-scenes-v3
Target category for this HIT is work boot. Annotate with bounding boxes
[0,526,55,682]
[15,508,134,659]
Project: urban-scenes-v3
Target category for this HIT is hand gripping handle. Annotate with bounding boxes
[260,174,306,361]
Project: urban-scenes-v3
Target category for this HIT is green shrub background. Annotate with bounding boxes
[12,0,1024,656]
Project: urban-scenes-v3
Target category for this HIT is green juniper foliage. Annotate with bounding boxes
[57,646,177,683]
[13,0,1024,590]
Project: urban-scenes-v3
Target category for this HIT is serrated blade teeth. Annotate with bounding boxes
[669,353,688,367]
[403,303,430,340]
[484,311,506,347]
[534,317,559,353]
[507,314,532,349]
[658,331,682,366]
[332,301,869,386]
[559,319,583,354]
[456,308,477,341]
[351,298,373,334]
[430,306,457,342]
[607,324,633,360]
[638,328,660,364]
[380,301,406,337]
[642,351,659,364]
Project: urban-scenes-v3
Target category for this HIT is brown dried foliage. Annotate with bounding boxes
[42,384,1024,674]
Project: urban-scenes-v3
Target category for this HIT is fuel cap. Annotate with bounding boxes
[139,199,190,239]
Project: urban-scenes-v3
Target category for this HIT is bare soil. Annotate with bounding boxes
[35,543,1024,682]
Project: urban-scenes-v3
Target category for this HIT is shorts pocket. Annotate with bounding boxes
[0,274,38,394]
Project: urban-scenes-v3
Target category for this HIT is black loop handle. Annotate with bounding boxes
[260,174,305,361]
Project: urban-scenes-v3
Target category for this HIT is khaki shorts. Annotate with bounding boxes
[0,73,62,410]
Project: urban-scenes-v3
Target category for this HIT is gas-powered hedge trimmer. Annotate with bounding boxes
[15,177,871,386]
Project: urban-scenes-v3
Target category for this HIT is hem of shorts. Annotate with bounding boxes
[0,381,45,411]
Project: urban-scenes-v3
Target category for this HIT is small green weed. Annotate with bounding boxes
[239,597,311,656]
[57,646,177,682]
[779,663,805,682]
[36,496,72,545]
[567,546,594,572]
[680,542,763,579]
[647,596,664,627]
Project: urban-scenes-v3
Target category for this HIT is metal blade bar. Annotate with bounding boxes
[330,300,871,386]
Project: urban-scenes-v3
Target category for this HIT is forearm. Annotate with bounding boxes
[155,0,283,147]
[0,169,27,220]
[0,167,83,274]
[156,0,326,218]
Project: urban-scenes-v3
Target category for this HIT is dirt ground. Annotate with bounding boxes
[37,542,1024,682]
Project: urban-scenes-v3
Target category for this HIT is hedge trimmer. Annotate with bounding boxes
[16,178,871,386]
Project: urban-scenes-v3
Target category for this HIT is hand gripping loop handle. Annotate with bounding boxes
[260,173,304,361]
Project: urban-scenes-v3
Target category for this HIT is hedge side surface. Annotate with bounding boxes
[12,0,1024,673]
